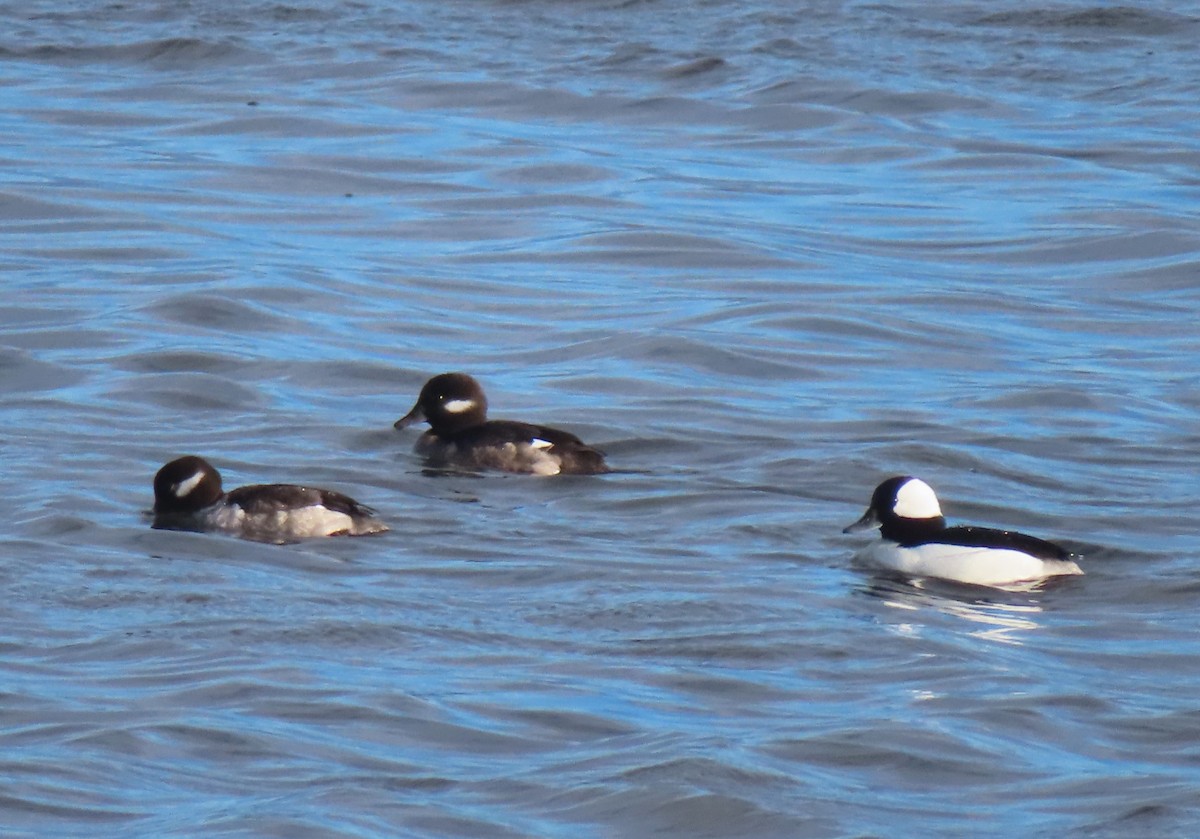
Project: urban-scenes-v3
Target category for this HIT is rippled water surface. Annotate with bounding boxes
[3,0,1200,836]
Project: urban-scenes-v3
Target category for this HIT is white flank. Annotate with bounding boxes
[893,478,942,519]
[272,506,356,538]
[443,399,476,414]
[860,541,1082,587]
[206,503,383,541]
[208,505,247,530]
[518,442,561,476]
[174,471,206,498]
[529,457,561,476]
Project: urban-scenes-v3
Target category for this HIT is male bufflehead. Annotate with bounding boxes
[152,455,388,543]
[843,476,1083,586]
[394,372,608,476]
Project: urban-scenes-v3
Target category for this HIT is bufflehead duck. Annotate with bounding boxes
[152,455,388,543]
[843,476,1083,587]
[394,372,608,476]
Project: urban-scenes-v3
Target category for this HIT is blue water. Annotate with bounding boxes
[3,0,1200,836]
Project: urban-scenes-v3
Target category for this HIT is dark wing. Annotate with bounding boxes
[452,420,608,474]
[450,419,560,446]
[457,420,597,451]
[937,525,1069,560]
[227,484,379,517]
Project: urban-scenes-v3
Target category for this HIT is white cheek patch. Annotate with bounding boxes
[173,471,205,498]
[894,479,942,519]
[529,438,554,450]
[443,399,476,414]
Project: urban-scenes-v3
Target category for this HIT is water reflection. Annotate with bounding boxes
[857,574,1047,645]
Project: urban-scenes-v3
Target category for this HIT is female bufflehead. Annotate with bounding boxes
[843,476,1083,587]
[152,455,388,543]
[394,372,608,476]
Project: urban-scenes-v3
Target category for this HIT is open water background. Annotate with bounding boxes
[3,0,1200,836]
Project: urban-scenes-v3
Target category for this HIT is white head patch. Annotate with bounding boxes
[529,438,554,450]
[893,478,942,519]
[173,470,205,498]
[443,398,476,414]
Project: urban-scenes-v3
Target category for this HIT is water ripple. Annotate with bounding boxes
[2,0,1200,835]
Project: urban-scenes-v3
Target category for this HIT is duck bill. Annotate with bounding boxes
[393,403,425,430]
[842,507,880,534]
